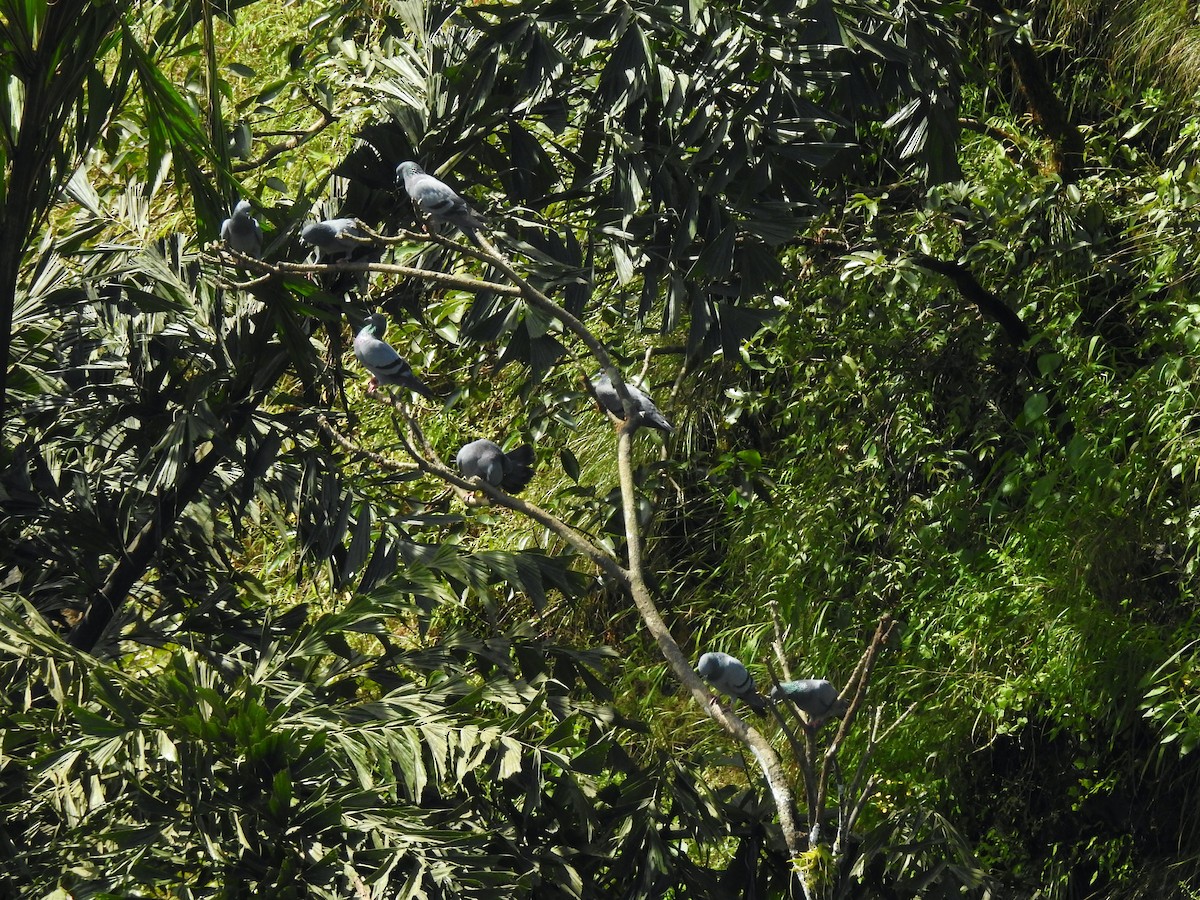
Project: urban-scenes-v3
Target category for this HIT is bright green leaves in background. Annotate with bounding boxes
[6,0,1200,896]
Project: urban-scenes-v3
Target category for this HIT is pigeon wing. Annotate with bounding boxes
[629,385,673,433]
[409,173,485,245]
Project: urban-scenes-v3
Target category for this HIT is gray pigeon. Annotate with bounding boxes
[353,314,436,398]
[769,679,847,721]
[396,161,485,246]
[456,440,536,494]
[593,372,673,433]
[697,651,768,714]
[220,200,263,257]
[301,218,376,261]
[302,218,382,296]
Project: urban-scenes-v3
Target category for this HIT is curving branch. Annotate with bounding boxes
[814,615,897,831]
[910,254,1032,349]
[372,394,625,580]
[417,231,648,425]
[614,426,803,858]
[295,217,911,883]
[232,98,335,174]
[974,0,1084,180]
[958,116,1039,174]
[318,227,810,859]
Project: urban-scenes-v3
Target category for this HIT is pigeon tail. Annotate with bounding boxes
[407,376,438,400]
[385,369,437,400]
[460,222,483,248]
[745,693,769,715]
[640,409,674,433]
[499,444,536,493]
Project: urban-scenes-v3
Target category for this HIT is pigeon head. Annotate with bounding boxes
[232,199,253,218]
[300,222,331,244]
[697,653,721,680]
[363,313,388,335]
[396,161,424,184]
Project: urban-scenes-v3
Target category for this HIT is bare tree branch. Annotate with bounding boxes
[614,427,804,858]
[210,245,522,297]
[232,103,336,173]
[814,616,897,824]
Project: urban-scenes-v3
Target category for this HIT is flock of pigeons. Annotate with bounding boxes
[220,160,842,728]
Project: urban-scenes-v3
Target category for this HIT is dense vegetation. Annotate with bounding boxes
[4,0,1200,896]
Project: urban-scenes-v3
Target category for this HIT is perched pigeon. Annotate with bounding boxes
[769,679,847,721]
[353,313,436,399]
[697,651,768,714]
[456,440,536,494]
[593,372,674,433]
[301,218,377,261]
[220,200,263,257]
[396,161,486,246]
[302,217,382,296]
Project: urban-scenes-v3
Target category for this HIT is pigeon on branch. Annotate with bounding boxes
[769,679,848,721]
[302,217,383,296]
[593,372,673,433]
[396,161,486,246]
[456,440,536,494]
[301,218,378,262]
[352,313,436,399]
[220,200,263,257]
[697,651,768,714]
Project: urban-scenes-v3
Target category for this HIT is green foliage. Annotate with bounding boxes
[10,0,1200,896]
[0,591,649,897]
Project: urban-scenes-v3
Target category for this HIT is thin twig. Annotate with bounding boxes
[815,615,896,824]
[637,346,653,382]
[213,270,275,290]
[466,234,656,428]
[769,597,793,681]
[764,659,808,768]
[317,413,420,475]
[232,102,336,173]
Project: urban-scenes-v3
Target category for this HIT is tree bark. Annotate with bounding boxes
[975,0,1084,180]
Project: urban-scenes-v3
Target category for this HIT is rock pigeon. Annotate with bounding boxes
[220,200,263,257]
[697,651,768,714]
[396,161,486,246]
[301,218,377,261]
[456,440,536,494]
[769,679,847,721]
[593,372,673,433]
[302,217,382,296]
[353,313,436,399]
